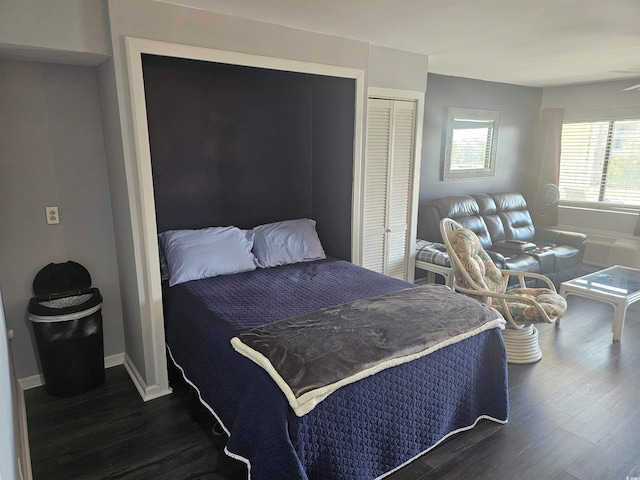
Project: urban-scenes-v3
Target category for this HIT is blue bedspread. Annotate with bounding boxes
[164,258,509,479]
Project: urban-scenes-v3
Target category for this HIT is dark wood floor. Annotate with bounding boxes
[25,363,246,480]
[26,296,640,480]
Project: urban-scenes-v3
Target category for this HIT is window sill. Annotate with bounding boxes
[559,204,640,216]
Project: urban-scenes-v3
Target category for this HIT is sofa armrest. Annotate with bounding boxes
[492,240,537,255]
[535,228,587,251]
[485,250,507,269]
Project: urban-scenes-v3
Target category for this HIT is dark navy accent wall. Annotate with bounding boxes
[143,55,313,231]
[141,54,355,259]
[311,77,355,261]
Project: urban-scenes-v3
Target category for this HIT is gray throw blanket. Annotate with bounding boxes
[231,285,505,416]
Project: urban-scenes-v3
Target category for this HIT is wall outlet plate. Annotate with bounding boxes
[45,206,59,224]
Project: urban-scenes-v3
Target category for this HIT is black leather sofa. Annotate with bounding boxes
[423,192,587,286]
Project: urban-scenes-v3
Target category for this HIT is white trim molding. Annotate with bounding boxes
[123,37,366,399]
[18,380,32,480]
[17,373,44,392]
[18,353,125,390]
[105,352,125,369]
[123,352,172,402]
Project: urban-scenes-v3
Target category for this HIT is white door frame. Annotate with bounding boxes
[124,37,365,397]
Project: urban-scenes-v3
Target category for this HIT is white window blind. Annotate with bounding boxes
[559,119,640,208]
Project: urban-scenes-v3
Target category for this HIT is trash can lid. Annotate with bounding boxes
[29,290,102,321]
[32,261,92,298]
[28,287,102,318]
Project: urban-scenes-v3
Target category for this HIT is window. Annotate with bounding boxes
[450,120,494,170]
[559,119,640,208]
[443,108,499,181]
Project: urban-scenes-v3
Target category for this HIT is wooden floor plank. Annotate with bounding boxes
[564,404,640,480]
[25,367,246,480]
[417,402,589,479]
[25,297,640,479]
[561,368,640,443]
[552,472,582,480]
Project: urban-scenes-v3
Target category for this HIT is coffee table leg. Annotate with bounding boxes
[611,301,628,342]
[558,288,568,326]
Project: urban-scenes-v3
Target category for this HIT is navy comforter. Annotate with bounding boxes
[164,258,508,479]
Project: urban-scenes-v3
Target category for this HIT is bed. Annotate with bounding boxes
[161,221,509,479]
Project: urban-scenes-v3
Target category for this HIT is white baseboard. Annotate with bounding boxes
[123,353,172,402]
[105,352,125,369]
[18,352,126,390]
[18,373,44,391]
[17,380,32,480]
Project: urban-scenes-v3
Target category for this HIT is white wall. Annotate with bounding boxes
[0,59,124,379]
[0,0,109,65]
[542,77,640,110]
[368,45,428,92]
[542,78,640,236]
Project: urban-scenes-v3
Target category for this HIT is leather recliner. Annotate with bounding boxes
[423,192,586,286]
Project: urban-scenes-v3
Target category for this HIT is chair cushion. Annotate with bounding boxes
[449,226,567,323]
[415,239,451,267]
[450,228,503,292]
[492,288,567,324]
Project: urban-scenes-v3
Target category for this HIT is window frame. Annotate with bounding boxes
[558,117,640,212]
[442,107,500,181]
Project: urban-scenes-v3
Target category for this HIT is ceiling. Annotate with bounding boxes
[159,0,640,88]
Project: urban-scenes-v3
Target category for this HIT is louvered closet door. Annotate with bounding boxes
[362,98,417,280]
[362,99,391,274]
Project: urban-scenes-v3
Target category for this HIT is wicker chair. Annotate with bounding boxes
[440,218,567,363]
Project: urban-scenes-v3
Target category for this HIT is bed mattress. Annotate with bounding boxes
[164,258,509,479]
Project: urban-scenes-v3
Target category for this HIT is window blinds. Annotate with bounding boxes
[559,119,640,208]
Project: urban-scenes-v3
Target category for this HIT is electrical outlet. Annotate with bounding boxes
[46,206,60,224]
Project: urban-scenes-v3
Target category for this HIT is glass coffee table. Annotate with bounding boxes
[560,265,640,341]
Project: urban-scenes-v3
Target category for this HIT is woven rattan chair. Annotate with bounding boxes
[440,218,567,363]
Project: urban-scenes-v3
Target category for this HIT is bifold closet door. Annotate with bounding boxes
[362,97,417,281]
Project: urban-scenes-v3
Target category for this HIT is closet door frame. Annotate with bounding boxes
[362,87,424,282]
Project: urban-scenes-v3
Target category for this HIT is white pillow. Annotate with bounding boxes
[252,218,326,268]
[159,226,257,286]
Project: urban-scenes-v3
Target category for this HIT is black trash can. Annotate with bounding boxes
[28,261,105,397]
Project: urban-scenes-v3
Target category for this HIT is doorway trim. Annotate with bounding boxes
[123,36,365,398]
